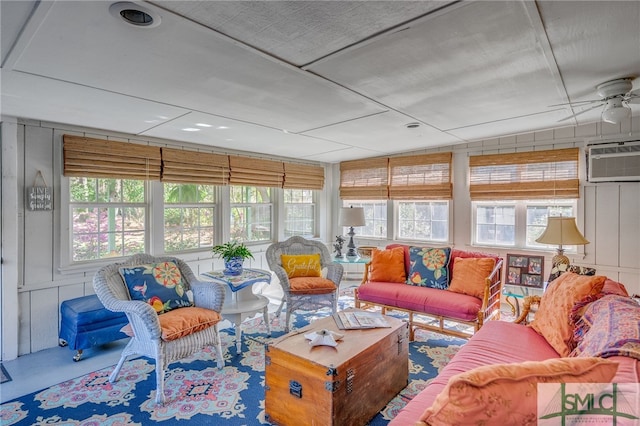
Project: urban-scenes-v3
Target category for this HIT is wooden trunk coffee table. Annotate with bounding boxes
[265,312,409,426]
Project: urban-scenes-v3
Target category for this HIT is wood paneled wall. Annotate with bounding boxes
[2,118,640,359]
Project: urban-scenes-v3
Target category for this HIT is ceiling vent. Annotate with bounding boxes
[587,141,640,182]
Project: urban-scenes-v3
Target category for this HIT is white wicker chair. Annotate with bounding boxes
[266,236,344,332]
[93,254,225,405]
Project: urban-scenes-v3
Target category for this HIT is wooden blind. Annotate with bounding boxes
[283,163,325,190]
[389,152,452,199]
[229,155,284,187]
[469,148,580,200]
[161,148,229,185]
[63,135,161,180]
[339,157,389,200]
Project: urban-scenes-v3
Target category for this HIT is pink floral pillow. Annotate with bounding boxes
[420,357,618,425]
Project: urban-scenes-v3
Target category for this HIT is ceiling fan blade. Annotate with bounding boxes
[557,103,604,122]
[548,99,601,107]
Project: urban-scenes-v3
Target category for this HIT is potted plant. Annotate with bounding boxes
[211,241,254,276]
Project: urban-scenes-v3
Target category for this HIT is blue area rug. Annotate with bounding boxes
[0,294,465,425]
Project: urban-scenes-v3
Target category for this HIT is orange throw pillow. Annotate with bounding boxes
[530,272,606,356]
[159,306,221,341]
[369,247,406,283]
[281,254,322,278]
[448,257,496,299]
[420,357,618,425]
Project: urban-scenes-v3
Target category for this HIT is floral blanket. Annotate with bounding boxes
[571,294,640,360]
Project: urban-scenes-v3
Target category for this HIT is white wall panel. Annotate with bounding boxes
[582,185,597,266]
[593,184,620,267]
[619,184,640,270]
[30,288,59,352]
[17,291,31,356]
[23,125,55,285]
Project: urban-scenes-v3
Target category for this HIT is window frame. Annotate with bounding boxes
[229,185,274,244]
[342,200,388,240]
[283,188,317,239]
[472,199,578,251]
[62,176,149,268]
[162,182,217,254]
[395,200,451,243]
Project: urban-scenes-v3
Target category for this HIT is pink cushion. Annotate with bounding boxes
[358,281,481,321]
[420,357,619,425]
[390,320,560,425]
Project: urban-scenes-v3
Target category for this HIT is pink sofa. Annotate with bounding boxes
[390,278,640,425]
[355,244,503,339]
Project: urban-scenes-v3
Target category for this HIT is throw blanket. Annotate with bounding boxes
[571,294,640,360]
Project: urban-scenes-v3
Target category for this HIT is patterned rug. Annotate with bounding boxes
[0,293,466,425]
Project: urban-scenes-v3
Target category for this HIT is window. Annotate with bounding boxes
[230,186,272,242]
[474,200,576,249]
[284,189,315,238]
[69,177,146,262]
[398,201,449,242]
[344,201,387,238]
[163,183,215,252]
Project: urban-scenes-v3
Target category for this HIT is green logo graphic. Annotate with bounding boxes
[539,383,639,425]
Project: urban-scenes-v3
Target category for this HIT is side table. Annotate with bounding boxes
[333,256,370,283]
[202,268,272,353]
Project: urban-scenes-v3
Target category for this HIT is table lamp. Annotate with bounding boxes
[535,216,589,269]
[339,206,366,258]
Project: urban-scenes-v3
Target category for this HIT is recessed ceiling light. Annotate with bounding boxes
[182,128,200,132]
[217,126,230,130]
[405,122,420,129]
[109,2,161,28]
[196,123,212,128]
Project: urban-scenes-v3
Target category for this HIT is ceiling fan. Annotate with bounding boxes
[555,77,639,124]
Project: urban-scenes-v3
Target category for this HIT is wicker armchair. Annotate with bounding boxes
[266,236,344,332]
[93,254,225,405]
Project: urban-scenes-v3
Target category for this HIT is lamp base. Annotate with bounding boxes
[345,226,358,258]
[551,249,570,269]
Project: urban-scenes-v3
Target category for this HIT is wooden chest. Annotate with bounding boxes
[265,314,409,426]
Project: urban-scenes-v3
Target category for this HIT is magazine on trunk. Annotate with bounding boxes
[333,310,390,329]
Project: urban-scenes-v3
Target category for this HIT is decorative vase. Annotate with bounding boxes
[223,257,244,276]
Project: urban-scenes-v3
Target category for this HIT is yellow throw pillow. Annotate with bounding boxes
[448,257,496,299]
[369,247,406,283]
[530,272,606,356]
[420,357,619,425]
[281,254,322,278]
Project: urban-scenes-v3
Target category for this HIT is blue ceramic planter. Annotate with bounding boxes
[223,257,244,276]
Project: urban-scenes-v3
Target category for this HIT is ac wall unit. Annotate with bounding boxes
[588,141,640,182]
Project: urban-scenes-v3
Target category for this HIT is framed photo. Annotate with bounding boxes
[506,254,544,288]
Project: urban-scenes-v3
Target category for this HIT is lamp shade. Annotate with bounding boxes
[339,206,366,227]
[535,216,589,247]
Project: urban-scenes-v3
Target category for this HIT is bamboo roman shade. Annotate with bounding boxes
[63,135,161,180]
[283,163,325,190]
[340,157,389,200]
[389,152,452,199]
[469,147,580,200]
[161,148,229,185]
[229,155,284,187]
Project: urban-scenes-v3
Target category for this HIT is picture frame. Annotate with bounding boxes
[506,254,544,288]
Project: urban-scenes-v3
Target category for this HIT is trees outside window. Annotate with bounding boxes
[230,186,272,242]
[69,177,146,261]
[284,189,316,238]
[164,183,215,253]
